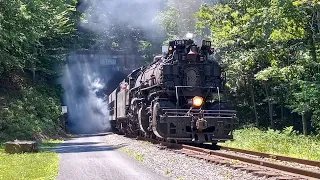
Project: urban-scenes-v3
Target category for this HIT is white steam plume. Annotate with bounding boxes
[60,0,167,134]
[60,53,111,134]
[79,0,166,39]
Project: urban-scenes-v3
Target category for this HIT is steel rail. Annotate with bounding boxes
[182,144,320,179]
[218,145,320,167]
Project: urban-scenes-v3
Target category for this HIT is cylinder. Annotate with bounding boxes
[163,64,172,75]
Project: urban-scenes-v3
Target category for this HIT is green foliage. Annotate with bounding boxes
[157,7,180,40]
[0,141,61,180]
[0,0,78,141]
[0,0,78,74]
[196,0,320,134]
[0,86,62,141]
[222,127,320,160]
[139,40,155,65]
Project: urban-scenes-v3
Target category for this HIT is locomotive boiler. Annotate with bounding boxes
[108,37,237,144]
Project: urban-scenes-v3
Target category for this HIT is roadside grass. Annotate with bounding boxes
[0,140,62,180]
[221,127,320,161]
[120,147,144,162]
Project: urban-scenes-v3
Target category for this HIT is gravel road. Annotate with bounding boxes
[54,133,171,180]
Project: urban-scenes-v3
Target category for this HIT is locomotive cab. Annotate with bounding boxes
[167,39,213,63]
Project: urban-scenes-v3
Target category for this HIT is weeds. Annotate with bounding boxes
[120,148,145,162]
[165,169,172,175]
[224,171,232,179]
[142,141,152,145]
[176,176,183,180]
[226,159,239,165]
[221,127,320,161]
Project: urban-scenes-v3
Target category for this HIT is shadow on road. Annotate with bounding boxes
[40,132,126,154]
[76,132,113,138]
[49,143,127,154]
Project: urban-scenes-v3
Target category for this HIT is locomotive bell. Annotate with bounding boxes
[210,47,214,55]
[187,46,198,61]
[188,48,196,55]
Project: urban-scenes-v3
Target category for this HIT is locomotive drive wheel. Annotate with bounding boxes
[138,107,149,133]
[152,102,164,139]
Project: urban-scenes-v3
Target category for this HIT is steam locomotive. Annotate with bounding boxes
[108,37,237,144]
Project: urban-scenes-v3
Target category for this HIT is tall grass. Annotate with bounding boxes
[222,127,320,161]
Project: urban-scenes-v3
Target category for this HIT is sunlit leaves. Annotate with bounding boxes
[255,65,305,82]
[196,0,320,131]
[293,0,319,6]
[157,7,180,40]
[0,0,77,73]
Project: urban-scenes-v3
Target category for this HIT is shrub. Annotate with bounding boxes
[0,86,62,141]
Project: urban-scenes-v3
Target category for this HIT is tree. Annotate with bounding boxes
[0,0,79,140]
[196,0,320,135]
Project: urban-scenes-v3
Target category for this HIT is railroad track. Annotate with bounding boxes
[122,135,320,180]
[180,144,320,180]
[218,145,320,167]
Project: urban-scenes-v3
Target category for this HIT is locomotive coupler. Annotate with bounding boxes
[195,110,207,132]
[196,117,207,132]
[191,110,208,142]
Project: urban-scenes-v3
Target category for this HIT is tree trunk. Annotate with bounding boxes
[264,82,274,129]
[243,75,248,105]
[302,113,308,136]
[309,30,317,63]
[249,78,259,126]
[32,68,35,83]
[269,102,274,128]
[281,105,284,123]
[308,10,317,63]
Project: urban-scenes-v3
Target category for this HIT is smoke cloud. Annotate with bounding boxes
[60,0,168,134]
[78,0,166,41]
[60,53,114,134]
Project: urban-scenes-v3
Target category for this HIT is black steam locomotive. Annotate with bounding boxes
[108,38,237,144]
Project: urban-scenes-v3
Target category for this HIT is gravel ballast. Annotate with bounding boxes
[104,134,272,180]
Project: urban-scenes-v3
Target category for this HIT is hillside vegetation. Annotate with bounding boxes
[0,1,80,141]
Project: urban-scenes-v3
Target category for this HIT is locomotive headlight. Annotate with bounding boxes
[192,96,204,107]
